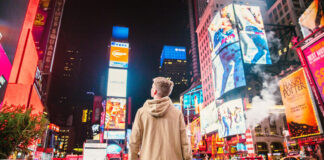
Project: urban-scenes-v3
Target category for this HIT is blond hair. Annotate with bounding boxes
[153,77,174,97]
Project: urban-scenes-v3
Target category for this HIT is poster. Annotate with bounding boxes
[183,85,203,114]
[234,4,271,64]
[200,101,218,135]
[279,68,322,139]
[208,5,246,99]
[104,98,126,129]
[299,0,324,38]
[109,41,129,68]
[216,98,246,138]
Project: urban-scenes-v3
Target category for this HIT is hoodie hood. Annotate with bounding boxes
[144,97,172,117]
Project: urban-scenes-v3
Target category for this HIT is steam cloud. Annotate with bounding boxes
[266,31,281,63]
[245,66,282,129]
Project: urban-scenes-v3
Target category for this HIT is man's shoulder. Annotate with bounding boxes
[169,103,182,116]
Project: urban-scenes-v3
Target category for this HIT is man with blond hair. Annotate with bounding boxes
[129,77,192,160]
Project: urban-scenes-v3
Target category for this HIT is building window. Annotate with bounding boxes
[255,124,262,136]
[277,3,282,11]
[282,0,286,4]
[279,11,283,17]
[287,13,290,20]
[284,5,288,12]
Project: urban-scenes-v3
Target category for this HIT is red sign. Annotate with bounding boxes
[92,96,102,123]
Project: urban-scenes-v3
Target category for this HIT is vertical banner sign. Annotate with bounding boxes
[299,32,324,117]
[245,129,255,156]
[92,96,102,123]
[279,68,323,139]
[42,0,65,73]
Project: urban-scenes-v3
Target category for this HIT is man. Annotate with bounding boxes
[129,77,192,160]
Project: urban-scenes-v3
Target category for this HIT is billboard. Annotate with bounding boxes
[104,131,125,140]
[160,45,186,66]
[82,109,88,123]
[92,96,102,123]
[109,41,129,68]
[216,98,246,138]
[200,101,218,135]
[106,144,122,154]
[92,124,100,136]
[279,68,322,139]
[190,118,201,150]
[112,26,129,40]
[107,68,127,97]
[183,85,203,114]
[208,5,246,99]
[301,34,324,104]
[299,0,324,38]
[234,4,271,64]
[104,98,126,129]
[126,129,131,150]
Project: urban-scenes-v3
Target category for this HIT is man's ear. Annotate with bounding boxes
[154,89,158,95]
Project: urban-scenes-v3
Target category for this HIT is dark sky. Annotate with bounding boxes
[53,0,190,122]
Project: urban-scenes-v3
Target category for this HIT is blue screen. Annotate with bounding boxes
[112,26,129,40]
[160,45,186,66]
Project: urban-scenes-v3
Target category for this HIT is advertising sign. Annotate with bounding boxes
[104,131,125,140]
[208,5,246,99]
[183,85,203,114]
[92,124,100,136]
[82,109,88,123]
[160,45,186,66]
[112,26,129,40]
[107,68,127,97]
[299,0,324,38]
[190,118,201,150]
[106,144,122,154]
[104,98,126,129]
[109,41,129,68]
[200,101,218,135]
[126,129,131,150]
[301,34,324,105]
[234,4,271,64]
[279,68,322,139]
[92,96,102,123]
[216,98,246,138]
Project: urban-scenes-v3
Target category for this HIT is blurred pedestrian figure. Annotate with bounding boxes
[129,77,192,160]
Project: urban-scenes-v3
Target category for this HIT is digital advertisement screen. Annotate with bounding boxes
[183,85,203,114]
[126,129,131,150]
[107,68,127,97]
[234,4,271,64]
[106,144,122,154]
[299,0,324,38]
[112,26,129,40]
[208,4,246,99]
[104,131,125,140]
[160,45,186,66]
[92,124,100,136]
[279,68,322,139]
[301,33,324,104]
[200,101,218,135]
[216,98,246,138]
[190,118,201,150]
[104,98,126,129]
[92,96,102,123]
[109,41,129,68]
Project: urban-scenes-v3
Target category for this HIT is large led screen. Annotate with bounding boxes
[299,0,324,38]
[104,98,126,130]
[107,68,127,97]
[234,4,271,64]
[104,131,125,140]
[126,129,131,150]
[112,26,129,40]
[208,5,246,99]
[200,101,218,135]
[279,68,322,139]
[183,85,203,114]
[216,98,246,138]
[109,41,129,68]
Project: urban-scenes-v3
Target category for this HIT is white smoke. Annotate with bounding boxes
[245,66,282,129]
[266,31,281,63]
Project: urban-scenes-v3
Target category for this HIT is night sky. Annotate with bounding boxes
[52,0,191,122]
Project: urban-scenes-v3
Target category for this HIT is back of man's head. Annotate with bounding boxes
[153,77,174,97]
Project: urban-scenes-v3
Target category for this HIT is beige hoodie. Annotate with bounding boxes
[129,97,192,160]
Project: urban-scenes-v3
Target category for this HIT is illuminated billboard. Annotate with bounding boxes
[279,68,322,139]
[82,109,88,123]
[299,0,324,38]
[126,129,131,150]
[106,144,122,154]
[160,45,186,66]
[112,26,129,40]
[200,101,218,135]
[216,98,246,138]
[104,98,126,129]
[208,5,246,99]
[107,68,127,97]
[92,96,102,123]
[190,118,201,150]
[109,41,129,68]
[104,131,125,140]
[183,85,203,114]
[234,4,271,64]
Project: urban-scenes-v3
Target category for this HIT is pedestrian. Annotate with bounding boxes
[129,77,192,160]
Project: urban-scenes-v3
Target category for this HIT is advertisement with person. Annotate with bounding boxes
[216,98,246,138]
[208,5,246,99]
[109,41,129,68]
[104,98,126,130]
[299,0,324,38]
[200,101,218,135]
[279,68,323,139]
[190,118,201,150]
[301,33,324,105]
[183,85,203,114]
[107,68,127,97]
[234,4,271,64]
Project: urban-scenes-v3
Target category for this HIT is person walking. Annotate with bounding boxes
[129,77,192,160]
